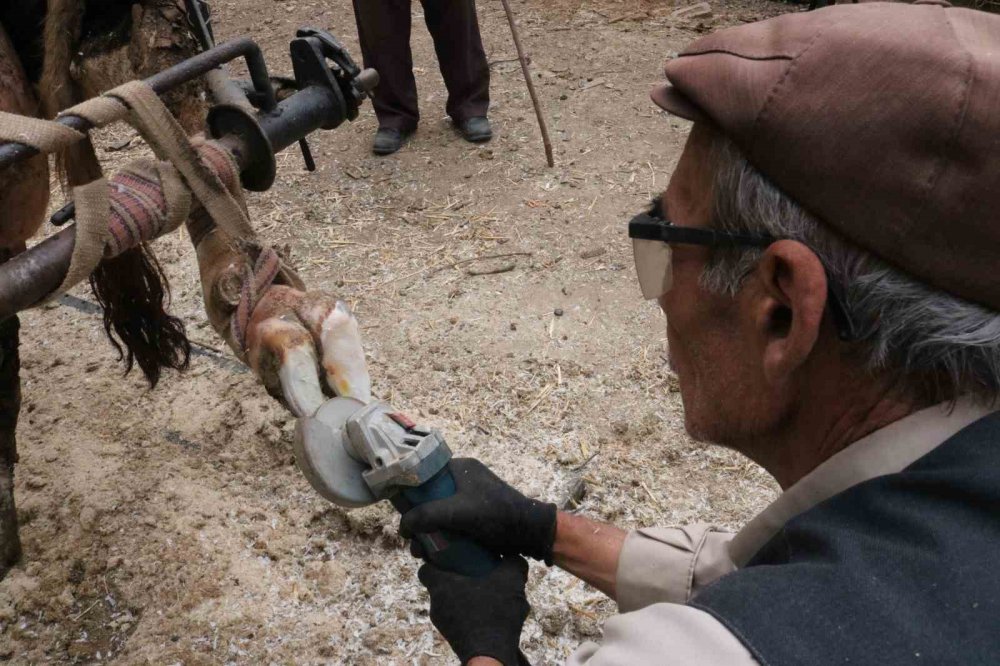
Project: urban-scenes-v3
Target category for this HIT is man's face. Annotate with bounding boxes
[656,125,777,447]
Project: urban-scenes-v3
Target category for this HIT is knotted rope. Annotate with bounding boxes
[0,80,288,353]
[231,246,282,353]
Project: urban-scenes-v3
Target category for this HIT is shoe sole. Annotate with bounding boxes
[372,130,414,155]
[463,132,493,143]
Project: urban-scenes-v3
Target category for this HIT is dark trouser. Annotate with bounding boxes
[351,0,490,131]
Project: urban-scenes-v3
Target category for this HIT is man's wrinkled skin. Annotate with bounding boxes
[563,120,920,588]
[659,123,917,488]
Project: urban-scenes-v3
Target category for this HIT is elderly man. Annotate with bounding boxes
[398,3,1000,664]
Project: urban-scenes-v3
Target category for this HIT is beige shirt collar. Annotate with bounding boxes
[728,397,996,566]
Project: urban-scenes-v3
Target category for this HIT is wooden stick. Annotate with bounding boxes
[498,0,555,168]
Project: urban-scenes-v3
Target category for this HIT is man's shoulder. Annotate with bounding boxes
[568,603,758,666]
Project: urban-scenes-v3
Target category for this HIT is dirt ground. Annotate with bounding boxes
[1,0,793,662]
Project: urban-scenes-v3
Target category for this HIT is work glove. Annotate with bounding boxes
[399,458,558,564]
[419,556,531,666]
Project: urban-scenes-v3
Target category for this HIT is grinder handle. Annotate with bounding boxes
[392,468,502,577]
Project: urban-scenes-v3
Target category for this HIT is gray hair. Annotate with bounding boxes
[700,137,1000,406]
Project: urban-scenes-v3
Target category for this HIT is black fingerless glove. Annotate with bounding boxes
[418,556,531,666]
[400,458,558,564]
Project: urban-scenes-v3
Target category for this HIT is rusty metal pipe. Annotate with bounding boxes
[0,37,275,171]
[0,82,343,321]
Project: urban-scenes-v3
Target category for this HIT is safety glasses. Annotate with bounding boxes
[629,209,774,300]
[628,206,856,341]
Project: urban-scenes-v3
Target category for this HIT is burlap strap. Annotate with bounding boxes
[158,161,192,234]
[61,95,130,127]
[0,111,86,153]
[108,81,256,241]
[1,80,290,331]
[0,92,130,153]
[47,178,111,301]
[2,80,254,244]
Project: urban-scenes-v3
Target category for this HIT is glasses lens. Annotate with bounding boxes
[632,238,673,300]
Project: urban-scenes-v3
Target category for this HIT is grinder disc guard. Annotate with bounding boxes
[293,397,377,507]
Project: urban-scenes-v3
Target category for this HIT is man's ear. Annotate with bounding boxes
[751,240,828,384]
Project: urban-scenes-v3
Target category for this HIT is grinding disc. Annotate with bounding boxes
[293,397,377,508]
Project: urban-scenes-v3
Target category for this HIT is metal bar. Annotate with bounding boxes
[0,83,341,321]
[0,38,273,171]
[205,69,254,110]
[0,231,78,320]
[256,86,336,154]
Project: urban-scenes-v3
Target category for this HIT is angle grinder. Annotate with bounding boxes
[294,397,500,577]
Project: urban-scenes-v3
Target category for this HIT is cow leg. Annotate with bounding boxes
[0,295,19,579]
[0,21,47,578]
[128,0,205,132]
[189,216,371,416]
[0,22,50,247]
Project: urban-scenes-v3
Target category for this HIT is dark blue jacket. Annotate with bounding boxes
[692,411,1000,665]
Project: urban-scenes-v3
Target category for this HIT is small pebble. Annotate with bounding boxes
[554,308,564,317]
[79,506,98,532]
[25,476,46,490]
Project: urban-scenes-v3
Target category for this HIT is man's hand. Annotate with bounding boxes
[419,556,530,666]
[399,458,558,564]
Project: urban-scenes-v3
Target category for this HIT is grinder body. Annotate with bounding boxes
[294,397,500,577]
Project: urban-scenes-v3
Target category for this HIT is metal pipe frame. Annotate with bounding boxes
[0,81,343,321]
[0,38,276,171]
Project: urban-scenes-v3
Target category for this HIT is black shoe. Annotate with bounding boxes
[372,127,412,155]
[457,116,492,143]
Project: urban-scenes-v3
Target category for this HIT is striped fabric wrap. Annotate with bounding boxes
[106,164,173,256]
[104,137,283,355]
[105,140,242,258]
[196,139,242,195]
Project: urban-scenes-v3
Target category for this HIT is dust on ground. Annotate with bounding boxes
[1,0,788,662]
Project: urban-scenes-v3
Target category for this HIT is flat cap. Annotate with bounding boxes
[653,2,1000,311]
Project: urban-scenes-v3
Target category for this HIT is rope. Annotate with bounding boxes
[0,111,86,153]
[231,247,282,353]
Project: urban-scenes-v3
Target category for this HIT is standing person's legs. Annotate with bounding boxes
[352,0,420,131]
[421,0,490,124]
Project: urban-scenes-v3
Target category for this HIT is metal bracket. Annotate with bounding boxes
[207,104,276,191]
